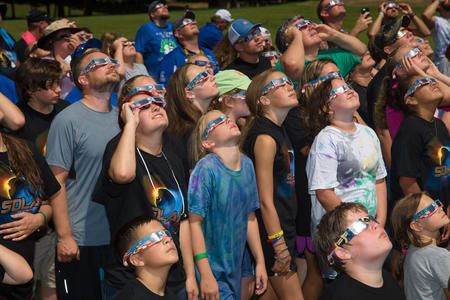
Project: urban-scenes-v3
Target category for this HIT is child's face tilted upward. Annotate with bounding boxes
[202,110,241,148]
[413,194,449,233]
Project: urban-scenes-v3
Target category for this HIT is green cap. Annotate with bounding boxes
[214,70,251,96]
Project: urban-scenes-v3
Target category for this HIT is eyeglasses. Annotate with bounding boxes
[231,90,246,101]
[413,199,443,221]
[122,229,171,267]
[154,3,168,10]
[177,18,196,30]
[82,57,119,75]
[327,215,378,265]
[323,0,344,11]
[329,84,354,100]
[404,77,437,100]
[131,97,167,110]
[262,77,293,96]
[193,60,217,69]
[186,70,211,91]
[301,72,342,94]
[392,47,421,79]
[295,19,314,30]
[262,51,281,59]
[385,2,399,9]
[240,27,261,43]
[123,84,166,103]
[202,115,228,140]
[122,40,135,46]
[396,28,409,40]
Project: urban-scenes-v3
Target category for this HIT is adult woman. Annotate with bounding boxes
[93,75,198,300]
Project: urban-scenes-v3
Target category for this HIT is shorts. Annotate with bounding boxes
[34,231,56,289]
[295,236,315,258]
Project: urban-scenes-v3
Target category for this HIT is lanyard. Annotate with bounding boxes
[182,47,204,58]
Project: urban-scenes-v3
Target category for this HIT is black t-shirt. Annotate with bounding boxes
[282,107,311,236]
[0,263,4,282]
[93,132,188,290]
[115,278,179,300]
[12,38,27,63]
[391,115,450,211]
[14,100,70,156]
[351,82,369,125]
[224,55,271,79]
[366,65,387,129]
[319,271,405,300]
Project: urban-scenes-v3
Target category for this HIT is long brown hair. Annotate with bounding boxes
[1,133,44,198]
[213,36,238,69]
[166,64,202,139]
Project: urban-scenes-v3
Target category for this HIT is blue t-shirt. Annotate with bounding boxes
[188,153,259,299]
[135,21,177,78]
[198,22,223,50]
[0,74,19,103]
[65,87,118,107]
[157,44,219,86]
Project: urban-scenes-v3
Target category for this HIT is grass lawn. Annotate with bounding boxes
[2,1,428,47]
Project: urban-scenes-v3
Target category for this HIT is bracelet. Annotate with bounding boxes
[409,12,416,18]
[39,211,47,224]
[267,235,283,245]
[276,253,290,260]
[275,246,289,254]
[194,252,208,261]
[268,230,284,240]
[379,11,385,17]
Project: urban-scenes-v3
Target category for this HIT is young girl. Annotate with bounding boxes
[186,54,217,75]
[188,110,267,300]
[391,192,450,300]
[305,77,387,279]
[242,69,304,300]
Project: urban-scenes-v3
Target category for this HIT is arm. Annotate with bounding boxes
[179,219,199,300]
[422,0,439,29]
[316,24,367,58]
[0,244,33,285]
[399,3,431,37]
[398,176,421,195]
[279,26,305,81]
[0,93,25,131]
[315,188,342,212]
[368,3,388,40]
[349,12,373,37]
[50,166,80,263]
[246,212,267,295]
[189,213,219,300]
[376,128,392,169]
[375,178,387,227]
[135,52,144,65]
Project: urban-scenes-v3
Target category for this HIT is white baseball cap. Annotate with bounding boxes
[215,9,233,22]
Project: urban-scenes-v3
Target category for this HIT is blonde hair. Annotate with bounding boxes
[208,88,240,113]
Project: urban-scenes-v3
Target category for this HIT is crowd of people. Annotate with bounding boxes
[0,0,449,299]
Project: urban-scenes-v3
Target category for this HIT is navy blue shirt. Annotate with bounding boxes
[198,22,223,50]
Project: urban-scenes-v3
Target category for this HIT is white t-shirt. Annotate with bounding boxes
[306,123,387,230]
[432,16,450,66]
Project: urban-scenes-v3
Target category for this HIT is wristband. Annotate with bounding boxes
[268,230,284,240]
[39,211,47,224]
[194,252,208,261]
[267,234,283,245]
[379,11,385,17]
[409,12,416,18]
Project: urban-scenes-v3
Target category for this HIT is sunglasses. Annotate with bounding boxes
[124,84,167,103]
[240,27,261,43]
[82,57,119,75]
[413,199,443,221]
[122,229,171,267]
[154,3,168,10]
[263,51,281,59]
[202,115,228,140]
[323,0,344,11]
[392,47,421,79]
[385,2,399,9]
[301,72,342,94]
[295,19,314,30]
[131,97,167,110]
[404,77,438,99]
[186,70,211,91]
[262,77,293,96]
[329,84,354,100]
[193,60,217,69]
[231,90,246,101]
[122,40,135,46]
[177,18,196,30]
[327,215,378,265]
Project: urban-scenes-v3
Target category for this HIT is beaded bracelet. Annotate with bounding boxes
[194,252,208,261]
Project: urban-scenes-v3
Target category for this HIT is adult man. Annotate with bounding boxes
[225,19,271,78]
[135,0,177,78]
[198,9,233,50]
[158,10,218,85]
[422,0,450,75]
[13,9,51,63]
[46,49,121,300]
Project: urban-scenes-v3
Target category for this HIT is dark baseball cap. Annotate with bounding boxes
[374,16,410,59]
[26,9,52,24]
[148,0,167,14]
[172,10,196,33]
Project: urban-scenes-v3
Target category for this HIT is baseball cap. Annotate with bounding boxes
[70,38,103,69]
[214,70,251,96]
[374,16,410,59]
[37,19,82,50]
[214,9,233,22]
[228,19,262,45]
[148,0,167,14]
[26,9,52,24]
[172,10,196,33]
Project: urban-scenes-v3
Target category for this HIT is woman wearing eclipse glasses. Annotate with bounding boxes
[93,75,198,300]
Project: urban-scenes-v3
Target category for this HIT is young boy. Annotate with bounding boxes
[114,216,180,300]
[315,202,405,300]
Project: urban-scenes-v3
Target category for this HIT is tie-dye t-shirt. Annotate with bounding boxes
[188,153,259,299]
[307,123,387,230]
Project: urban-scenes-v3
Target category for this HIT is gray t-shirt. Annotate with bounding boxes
[404,244,450,300]
[46,101,120,246]
[117,63,150,92]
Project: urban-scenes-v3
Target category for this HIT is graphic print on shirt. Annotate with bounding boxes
[279,144,295,197]
[427,136,450,187]
[35,130,49,156]
[0,163,41,225]
[141,174,183,233]
[160,39,176,55]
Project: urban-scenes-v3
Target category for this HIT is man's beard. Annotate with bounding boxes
[160,12,170,20]
[90,73,120,93]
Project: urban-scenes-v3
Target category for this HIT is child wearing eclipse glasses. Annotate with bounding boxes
[391,192,450,300]
[114,216,179,300]
[315,202,405,300]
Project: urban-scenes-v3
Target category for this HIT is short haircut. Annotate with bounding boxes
[71,48,102,91]
[314,202,368,273]
[211,15,222,23]
[15,58,62,103]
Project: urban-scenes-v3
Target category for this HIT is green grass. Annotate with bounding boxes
[2,2,427,47]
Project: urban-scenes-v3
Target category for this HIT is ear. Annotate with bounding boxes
[174,30,181,40]
[78,73,89,88]
[259,95,270,106]
[320,9,329,18]
[334,246,352,262]
[223,96,234,108]
[384,45,393,56]
[234,42,243,52]
[404,95,418,106]
[185,90,195,102]
[129,254,145,268]
[409,220,423,233]
[201,139,215,151]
